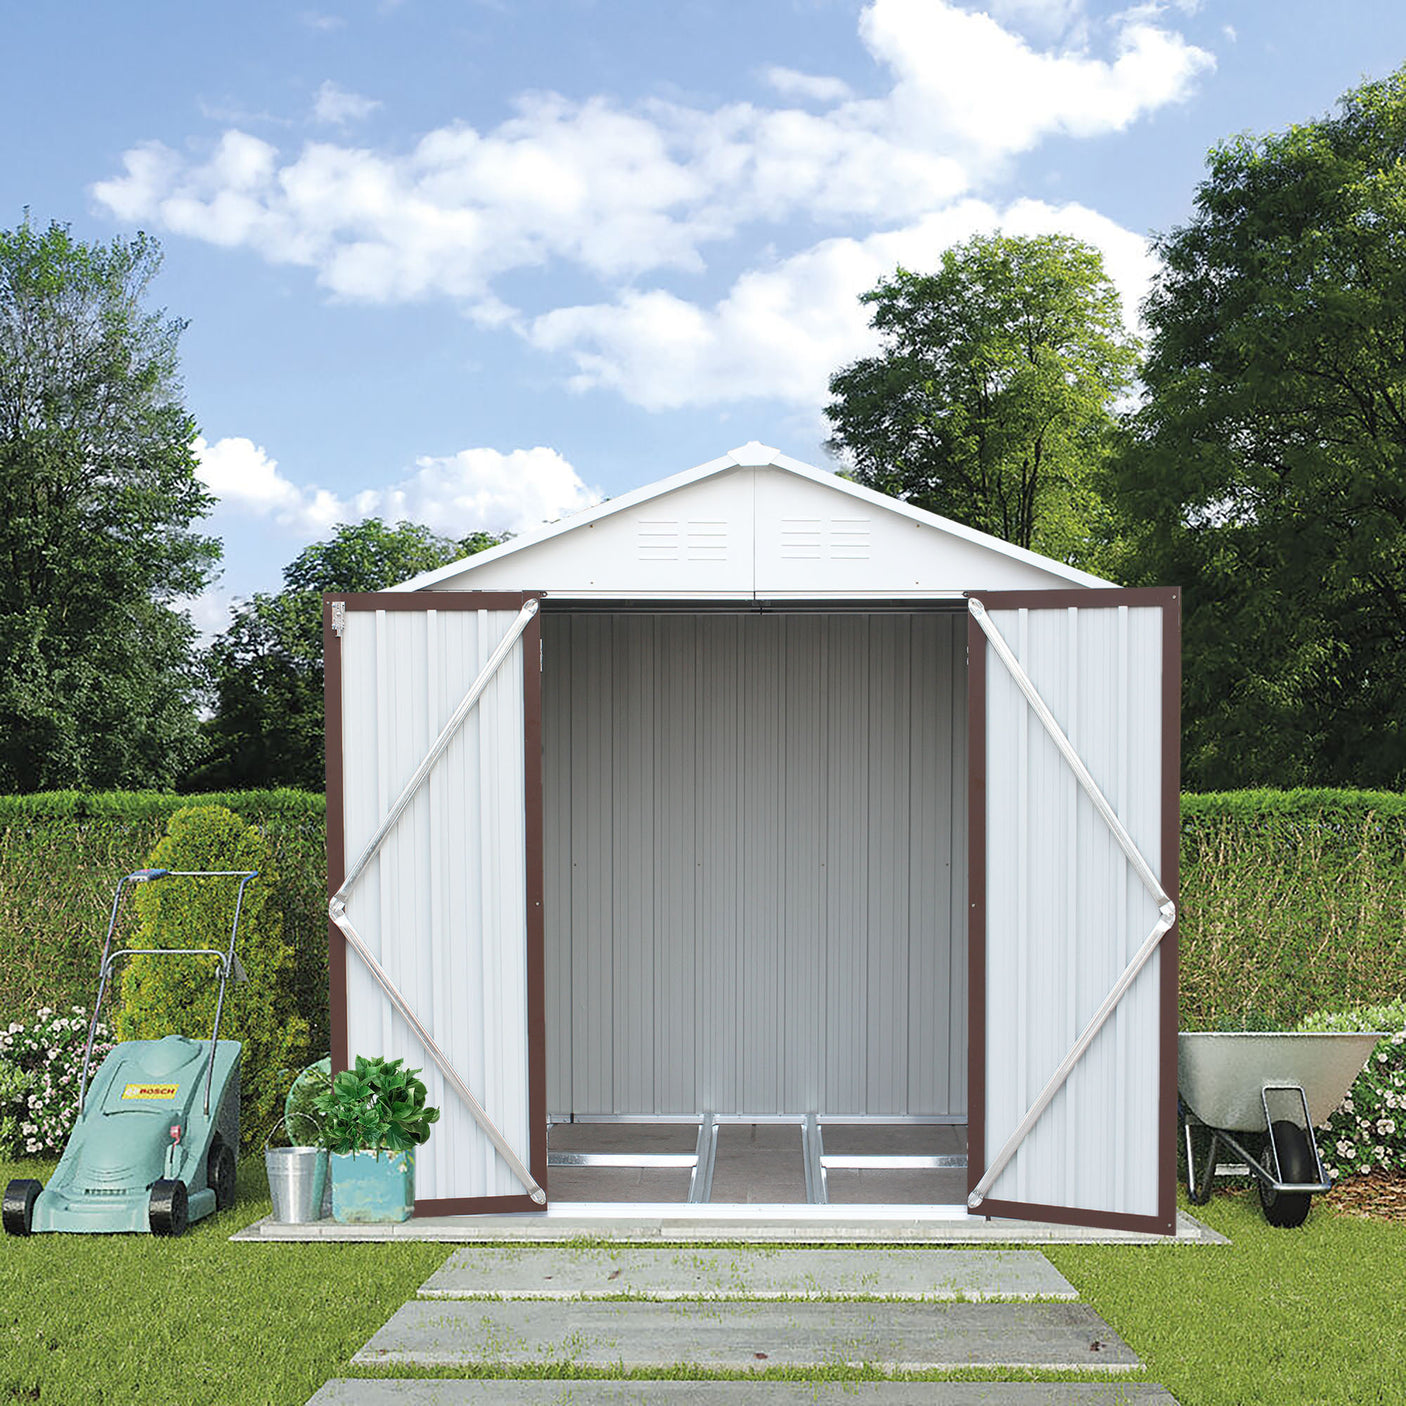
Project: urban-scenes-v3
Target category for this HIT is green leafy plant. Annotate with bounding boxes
[114,804,311,1151]
[313,1055,440,1155]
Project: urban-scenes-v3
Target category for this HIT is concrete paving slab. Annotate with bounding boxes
[418,1246,1076,1301]
[709,1125,808,1205]
[233,1208,1226,1246]
[826,1170,969,1205]
[549,1123,700,1154]
[820,1125,967,1157]
[350,1300,1140,1372]
[547,1167,693,1203]
[311,1382,1178,1405]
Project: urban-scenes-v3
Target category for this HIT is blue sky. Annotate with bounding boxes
[6,0,1406,628]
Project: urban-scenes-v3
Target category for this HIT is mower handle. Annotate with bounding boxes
[78,870,259,1118]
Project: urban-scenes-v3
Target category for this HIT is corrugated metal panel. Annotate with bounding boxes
[340,606,532,1202]
[982,603,1163,1217]
[542,610,967,1118]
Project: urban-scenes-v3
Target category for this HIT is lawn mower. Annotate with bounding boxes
[3,867,258,1238]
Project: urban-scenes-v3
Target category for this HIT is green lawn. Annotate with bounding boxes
[0,1156,445,1406]
[2,1153,1403,1406]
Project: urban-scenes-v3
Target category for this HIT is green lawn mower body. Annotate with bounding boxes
[24,1036,241,1234]
[3,867,257,1238]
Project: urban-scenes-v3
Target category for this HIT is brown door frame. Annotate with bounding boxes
[324,590,549,1216]
[966,586,1180,1236]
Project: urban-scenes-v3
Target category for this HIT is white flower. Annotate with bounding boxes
[1343,1098,1356,1113]
[1378,1118,1397,1137]
[1378,1052,1389,1064]
[1338,1140,1355,1157]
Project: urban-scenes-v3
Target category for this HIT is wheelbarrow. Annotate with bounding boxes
[1178,1031,1386,1228]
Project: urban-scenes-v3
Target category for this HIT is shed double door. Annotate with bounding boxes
[967,588,1180,1235]
[326,591,548,1215]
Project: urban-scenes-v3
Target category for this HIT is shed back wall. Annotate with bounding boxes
[542,609,967,1118]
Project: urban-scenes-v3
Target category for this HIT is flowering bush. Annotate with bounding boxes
[0,1006,113,1157]
[1302,1001,1406,1181]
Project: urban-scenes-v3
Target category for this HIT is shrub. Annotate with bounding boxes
[1300,1002,1406,1181]
[0,1005,113,1156]
[114,805,310,1150]
[0,790,327,1056]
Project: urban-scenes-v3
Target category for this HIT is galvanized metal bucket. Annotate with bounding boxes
[265,1145,329,1224]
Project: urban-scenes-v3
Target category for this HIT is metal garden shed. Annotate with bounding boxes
[324,442,1180,1234]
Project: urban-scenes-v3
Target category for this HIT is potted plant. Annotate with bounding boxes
[313,1055,440,1223]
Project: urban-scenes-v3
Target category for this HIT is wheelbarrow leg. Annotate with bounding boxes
[1184,1117,1218,1206]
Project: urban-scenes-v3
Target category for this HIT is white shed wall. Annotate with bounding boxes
[982,602,1164,1218]
[338,606,533,1202]
[541,609,968,1118]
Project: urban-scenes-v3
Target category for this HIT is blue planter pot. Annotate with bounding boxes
[330,1147,415,1223]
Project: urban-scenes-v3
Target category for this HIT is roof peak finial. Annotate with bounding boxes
[727,440,779,468]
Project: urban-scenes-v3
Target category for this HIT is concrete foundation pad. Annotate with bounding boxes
[350,1300,1141,1372]
[311,1384,1178,1405]
[418,1247,1077,1301]
[234,1209,1225,1246]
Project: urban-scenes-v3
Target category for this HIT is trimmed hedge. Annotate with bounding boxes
[1,787,1403,1048]
[0,791,327,1061]
[1180,790,1406,1030]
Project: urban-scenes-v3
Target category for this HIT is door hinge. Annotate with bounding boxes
[330,601,347,638]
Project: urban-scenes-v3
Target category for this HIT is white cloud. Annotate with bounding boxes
[530,199,1156,411]
[93,1,1211,316]
[195,435,344,535]
[313,80,383,127]
[195,435,596,538]
[983,0,1088,38]
[860,0,1213,160]
[762,66,854,104]
[351,447,598,533]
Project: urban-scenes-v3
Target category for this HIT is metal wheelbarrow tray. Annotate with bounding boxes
[1178,1031,1386,1228]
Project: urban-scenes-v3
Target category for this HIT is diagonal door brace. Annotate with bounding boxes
[967,597,1175,1209]
[329,597,545,1203]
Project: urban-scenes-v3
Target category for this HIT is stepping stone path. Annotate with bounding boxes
[308,1246,1178,1404]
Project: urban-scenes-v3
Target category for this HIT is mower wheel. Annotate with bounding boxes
[1260,1120,1314,1229]
[3,1178,42,1236]
[149,1178,188,1237]
[208,1135,236,1211]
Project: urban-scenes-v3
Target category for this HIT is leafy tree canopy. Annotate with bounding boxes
[0,218,218,790]
[825,232,1139,568]
[193,519,502,790]
[1112,67,1406,789]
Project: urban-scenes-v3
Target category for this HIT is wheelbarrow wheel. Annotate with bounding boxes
[207,1134,236,1212]
[3,1178,42,1236]
[1259,1120,1313,1228]
[149,1178,188,1237]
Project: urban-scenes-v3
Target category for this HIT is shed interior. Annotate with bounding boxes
[539,602,970,1206]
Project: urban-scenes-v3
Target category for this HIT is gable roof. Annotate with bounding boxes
[393,441,1111,597]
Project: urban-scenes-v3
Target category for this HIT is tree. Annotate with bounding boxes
[0,218,218,789]
[825,233,1139,567]
[193,519,502,790]
[1112,68,1406,789]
